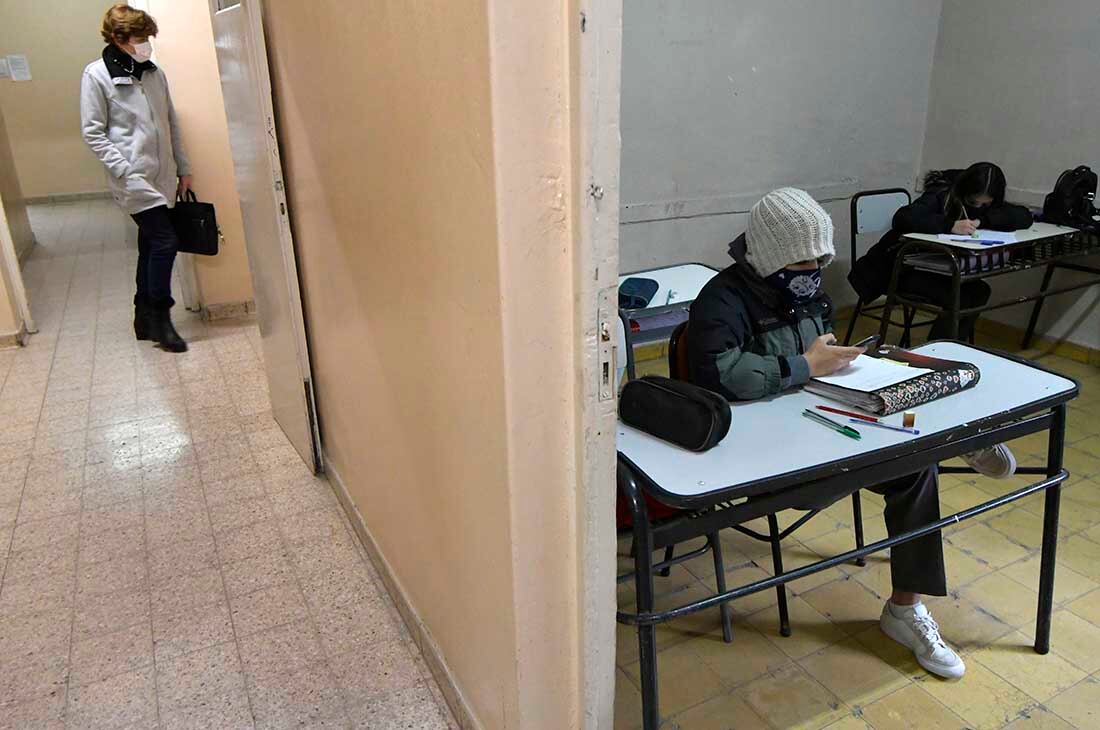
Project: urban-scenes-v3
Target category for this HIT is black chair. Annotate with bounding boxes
[843,188,939,347]
[667,322,868,636]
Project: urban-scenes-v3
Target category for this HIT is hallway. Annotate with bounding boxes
[0,201,455,729]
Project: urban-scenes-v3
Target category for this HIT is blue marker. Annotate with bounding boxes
[850,419,920,436]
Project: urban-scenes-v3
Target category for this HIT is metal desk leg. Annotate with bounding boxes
[948,268,961,341]
[709,533,734,643]
[851,492,866,567]
[1036,404,1066,654]
[767,514,792,637]
[1023,263,1056,350]
[620,464,661,729]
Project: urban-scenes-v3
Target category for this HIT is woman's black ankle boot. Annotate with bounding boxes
[151,309,188,353]
[134,296,152,341]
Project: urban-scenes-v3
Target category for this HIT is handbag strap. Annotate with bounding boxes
[176,189,199,203]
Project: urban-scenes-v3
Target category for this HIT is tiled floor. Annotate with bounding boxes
[0,201,456,729]
[616,320,1100,729]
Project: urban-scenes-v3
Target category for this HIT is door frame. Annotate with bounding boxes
[573,0,623,726]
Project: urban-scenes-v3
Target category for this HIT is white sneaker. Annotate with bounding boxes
[880,602,966,680]
[962,444,1017,480]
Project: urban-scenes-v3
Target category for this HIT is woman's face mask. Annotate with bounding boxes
[765,267,822,305]
[129,39,153,63]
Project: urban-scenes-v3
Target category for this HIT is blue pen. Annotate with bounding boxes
[850,418,920,436]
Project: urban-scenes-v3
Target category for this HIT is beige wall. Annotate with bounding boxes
[0,222,21,339]
[0,104,28,339]
[0,0,109,198]
[262,1,585,727]
[145,0,254,308]
[0,189,22,338]
[0,106,34,263]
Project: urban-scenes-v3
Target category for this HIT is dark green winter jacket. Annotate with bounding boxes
[687,235,833,401]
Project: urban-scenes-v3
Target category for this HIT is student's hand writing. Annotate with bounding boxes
[951,219,980,235]
[804,334,863,377]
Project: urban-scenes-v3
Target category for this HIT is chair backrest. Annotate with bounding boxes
[668,321,690,381]
[850,188,911,263]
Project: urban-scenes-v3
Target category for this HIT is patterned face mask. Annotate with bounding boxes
[765,267,822,305]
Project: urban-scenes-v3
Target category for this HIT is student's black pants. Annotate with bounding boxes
[796,466,946,596]
[901,270,991,342]
[131,205,179,310]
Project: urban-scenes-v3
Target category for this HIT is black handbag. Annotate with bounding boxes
[619,376,731,452]
[170,190,221,256]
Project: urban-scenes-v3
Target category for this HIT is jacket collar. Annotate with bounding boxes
[102,44,156,81]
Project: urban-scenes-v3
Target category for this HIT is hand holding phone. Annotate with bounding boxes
[853,334,881,351]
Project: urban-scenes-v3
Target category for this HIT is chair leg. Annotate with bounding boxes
[767,514,791,638]
[709,533,734,643]
[851,492,866,567]
[901,306,915,348]
[843,298,864,345]
[658,545,674,577]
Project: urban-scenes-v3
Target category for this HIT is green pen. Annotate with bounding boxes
[802,409,861,440]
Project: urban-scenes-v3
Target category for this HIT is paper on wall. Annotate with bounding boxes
[7,54,31,82]
[0,58,10,80]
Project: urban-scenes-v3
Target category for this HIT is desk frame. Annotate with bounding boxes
[616,348,1076,730]
[877,228,1100,346]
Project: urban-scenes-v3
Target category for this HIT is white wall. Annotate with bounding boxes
[922,0,1100,349]
[619,0,943,302]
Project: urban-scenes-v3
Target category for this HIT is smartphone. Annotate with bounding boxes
[853,334,881,350]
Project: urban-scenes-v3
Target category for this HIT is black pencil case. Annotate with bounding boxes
[619,376,731,452]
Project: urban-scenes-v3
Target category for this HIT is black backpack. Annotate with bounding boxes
[1042,165,1099,230]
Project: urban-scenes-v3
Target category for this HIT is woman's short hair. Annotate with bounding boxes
[100,4,159,45]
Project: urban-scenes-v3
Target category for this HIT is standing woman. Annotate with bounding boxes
[80,4,190,352]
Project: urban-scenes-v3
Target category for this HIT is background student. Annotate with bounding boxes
[849,161,1033,341]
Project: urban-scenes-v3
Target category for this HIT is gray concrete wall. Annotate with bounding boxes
[619,0,943,304]
[923,0,1100,348]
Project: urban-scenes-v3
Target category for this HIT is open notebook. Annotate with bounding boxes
[804,349,981,415]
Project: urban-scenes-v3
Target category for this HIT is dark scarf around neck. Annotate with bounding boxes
[103,43,156,80]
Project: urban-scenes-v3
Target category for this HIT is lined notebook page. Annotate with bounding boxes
[812,355,932,392]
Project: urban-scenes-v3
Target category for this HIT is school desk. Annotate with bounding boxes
[616,341,1077,730]
[877,222,1100,346]
[618,264,718,378]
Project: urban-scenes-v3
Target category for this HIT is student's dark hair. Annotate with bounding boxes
[935,162,1008,220]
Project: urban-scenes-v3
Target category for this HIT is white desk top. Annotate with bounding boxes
[619,263,718,309]
[903,222,1079,251]
[617,342,1076,500]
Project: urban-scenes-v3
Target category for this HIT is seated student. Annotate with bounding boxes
[849,162,1033,341]
[687,188,1017,680]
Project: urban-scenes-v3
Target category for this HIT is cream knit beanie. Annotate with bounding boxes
[744,188,835,278]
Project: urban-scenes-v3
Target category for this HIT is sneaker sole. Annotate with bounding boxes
[880,618,965,681]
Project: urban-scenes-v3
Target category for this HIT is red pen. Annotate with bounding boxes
[816,405,879,423]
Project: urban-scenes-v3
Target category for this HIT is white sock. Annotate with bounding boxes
[888,600,923,619]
